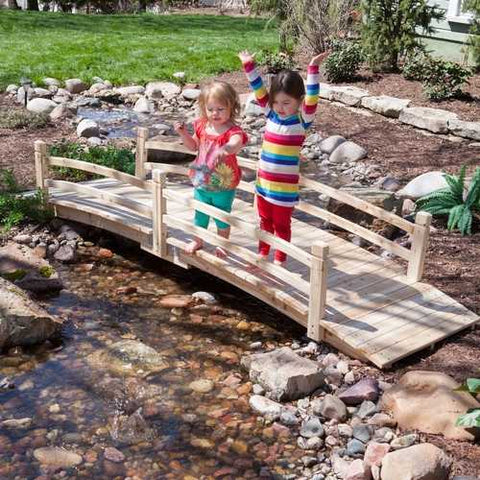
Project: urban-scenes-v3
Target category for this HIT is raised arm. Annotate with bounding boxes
[174,121,198,152]
[301,52,329,128]
[238,51,270,112]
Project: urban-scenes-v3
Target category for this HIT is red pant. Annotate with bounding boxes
[257,195,294,262]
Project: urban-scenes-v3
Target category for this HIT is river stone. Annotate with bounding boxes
[241,347,325,401]
[26,98,57,115]
[191,291,216,304]
[380,443,451,480]
[390,433,417,449]
[43,77,61,87]
[249,395,282,420]
[319,135,346,154]
[145,81,180,99]
[396,171,449,199]
[89,82,108,94]
[133,96,154,114]
[182,88,201,100]
[77,119,100,138]
[361,96,410,118]
[347,438,366,456]
[87,340,168,377]
[110,408,155,445]
[189,379,214,393]
[116,85,145,96]
[0,243,62,293]
[33,87,52,98]
[339,378,380,406]
[380,370,480,441]
[329,141,367,164]
[448,119,480,140]
[53,244,76,263]
[74,96,101,108]
[33,447,82,467]
[399,107,458,134]
[315,394,348,421]
[300,416,324,438]
[364,441,390,468]
[243,93,264,116]
[345,459,370,480]
[65,78,88,94]
[6,84,18,94]
[159,294,194,308]
[353,424,372,443]
[329,86,369,106]
[50,104,73,121]
[104,447,125,463]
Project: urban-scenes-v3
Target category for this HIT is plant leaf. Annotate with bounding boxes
[456,408,480,427]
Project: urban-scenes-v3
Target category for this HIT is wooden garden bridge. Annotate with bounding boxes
[34,129,479,368]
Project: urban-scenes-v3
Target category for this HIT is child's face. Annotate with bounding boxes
[205,98,231,126]
[272,92,302,117]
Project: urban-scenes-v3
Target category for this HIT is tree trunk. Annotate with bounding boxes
[138,0,147,12]
[7,0,20,9]
[27,0,39,10]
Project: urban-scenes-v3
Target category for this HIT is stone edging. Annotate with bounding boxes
[318,84,480,142]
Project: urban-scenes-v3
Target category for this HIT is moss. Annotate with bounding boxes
[38,265,55,278]
[1,269,27,282]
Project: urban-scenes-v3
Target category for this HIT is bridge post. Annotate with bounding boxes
[152,169,167,257]
[407,211,432,282]
[34,140,48,200]
[135,127,148,180]
[308,242,329,342]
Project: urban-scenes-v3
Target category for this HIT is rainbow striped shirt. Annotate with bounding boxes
[242,60,320,207]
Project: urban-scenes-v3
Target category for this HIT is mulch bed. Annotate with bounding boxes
[1,63,480,475]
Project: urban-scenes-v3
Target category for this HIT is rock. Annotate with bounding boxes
[361,96,410,118]
[380,443,451,480]
[249,395,282,420]
[65,78,88,94]
[33,447,82,467]
[347,438,366,456]
[172,72,186,80]
[243,93,264,116]
[448,119,480,140]
[345,459,370,480]
[380,370,480,441]
[26,98,56,115]
[49,104,73,121]
[17,86,34,104]
[77,119,100,138]
[399,107,458,134]
[74,96,101,108]
[191,291,216,304]
[324,365,343,386]
[339,378,380,406]
[145,81,180,99]
[344,371,356,384]
[116,85,145,96]
[104,447,125,463]
[13,234,32,245]
[159,295,194,308]
[86,340,168,377]
[189,379,214,393]
[133,96,154,114]
[390,433,418,449]
[6,84,18,94]
[368,413,396,428]
[329,141,367,164]
[43,77,61,87]
[315,394,348,422]
[364,441,390,468]
[182,88,201,100]
[280,408,299,425]
[300,416,324,438]
[329,86,369,106]
[319,135,346,154]
[1,417,32,428]
[396,171,449,199]
[332,453,351,478]
[53,244,76,263]
[318,82,333,100]
[87,137,103,146]
[336,360,350,374]
[305,132,323,145]
[241,347,325,401]
[375,176,401,192]
[33,87,52,98]
[89,82,108,94]
[110,407,155,445]
[357,400,377,419]
[0,243,62,293]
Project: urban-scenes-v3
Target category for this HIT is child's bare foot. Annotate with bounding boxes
[215,246,228,259]
[184,239,203,255]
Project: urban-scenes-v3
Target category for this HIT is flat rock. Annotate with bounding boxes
[314,394,348,422]
[145,81,180,99]
[33,87,52,98]
[319,135,346,154]
[396,171,449,199]
[339,378,379,406]
[77,119,100,138]
[133,96,154,114]
[345,459,370,480]
[243,92,264,116]
[318,82,334,100]
[329,141,367,163]
[448,119,480,141]
[53,244,76,263]
[26,98,57,115]
[33,447,83,467]
[380,370,480,441]
[361,95,410,118]
[116,85,145,96]
[241,347,325,401]
[65,78,88,94]
[399,107,458,134]
[6,84,18,94]
[380,443,451,480]
[182,88,201,100]
[329,86,369,106]
[159,294,194,308]
[249,394,282,420]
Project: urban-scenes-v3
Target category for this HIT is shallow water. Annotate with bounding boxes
[0,242,314,480]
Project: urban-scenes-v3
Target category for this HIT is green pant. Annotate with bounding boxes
[194,189,236,230]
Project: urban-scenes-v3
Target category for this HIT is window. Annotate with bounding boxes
[447,0,474,24]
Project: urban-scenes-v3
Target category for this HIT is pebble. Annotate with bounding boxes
[189,379,214,393]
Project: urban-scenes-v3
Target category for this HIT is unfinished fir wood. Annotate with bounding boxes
[39,143,479,368]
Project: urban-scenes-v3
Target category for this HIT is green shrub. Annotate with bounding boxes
[402,53,429,81]
[0,108,49,129]
[455,378,480,427]
[416,166,480,236]
[50,141,135,181]
[259,50,296,74]
[324,40,364,83]
[0,170,52,231]
[464,0,480,70]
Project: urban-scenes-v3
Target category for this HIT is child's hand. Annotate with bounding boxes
[174,121,187,136]
[238,50,255,64]
[215,147,230,164]
[310,51,331,66]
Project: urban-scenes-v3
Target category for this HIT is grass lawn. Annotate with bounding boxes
[0,11,277,88]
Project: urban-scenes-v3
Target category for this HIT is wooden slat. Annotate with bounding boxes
[144,140,196,156]
[144,163,189,176]
[237,156,257,171]
[48,156,152,191]
[300,178,415,234]
[47,180,152,216]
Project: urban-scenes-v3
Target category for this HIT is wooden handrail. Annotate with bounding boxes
[48,156,152,191]
[308,242,329,341]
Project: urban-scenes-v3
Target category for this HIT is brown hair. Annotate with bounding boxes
[198,81,241,121]
[268,70,305,108]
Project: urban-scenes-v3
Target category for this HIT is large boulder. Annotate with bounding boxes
[399,107,458,134]
[380,443,451,480]
[448,119,480,141]
[65,78,88,94]
[0,277,62,350]
[329,141,367,164]
[26,98,57,115]
[145,81,180,99]
[380,370,480,441]
[133,96,155,114]
[361,96,411,118]
[329,86,369,107]
[319,135,346,154]
[0,243,62,293]
[241,347,325,401]
[76,119,100,138]
[116,85,145,96]
[396,171,449,199]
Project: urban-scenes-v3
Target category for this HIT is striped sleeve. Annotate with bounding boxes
[242,60,270,113]
[301,64,320,128]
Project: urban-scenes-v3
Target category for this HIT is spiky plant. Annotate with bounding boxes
[416,166,480,236]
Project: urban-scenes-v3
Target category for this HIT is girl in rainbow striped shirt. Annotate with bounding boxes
[239,51,329,265]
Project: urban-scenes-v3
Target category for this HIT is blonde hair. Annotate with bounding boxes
[198,81,241,122]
